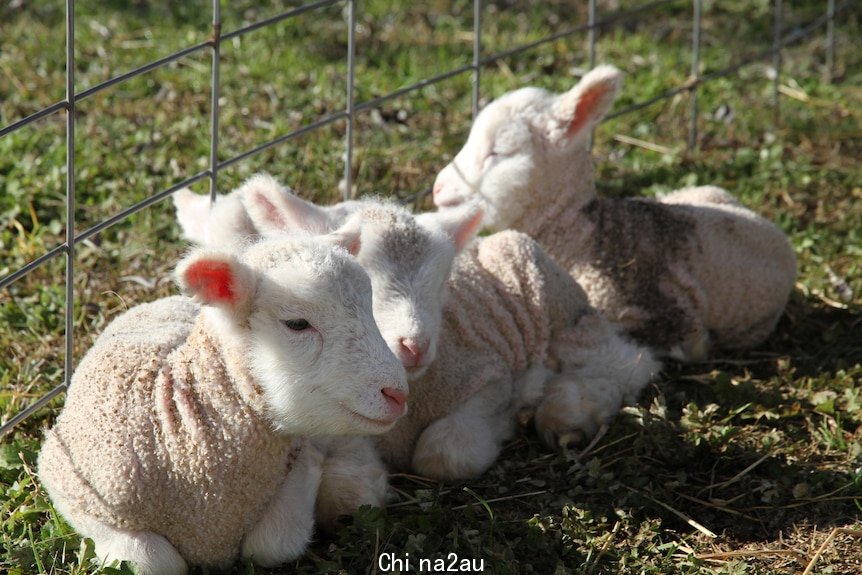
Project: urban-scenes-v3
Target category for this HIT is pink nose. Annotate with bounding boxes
[432,182,443,198]
[381,387,407,414]
[399,338,427,367]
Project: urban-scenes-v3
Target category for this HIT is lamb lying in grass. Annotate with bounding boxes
[377,228,660,479]
[37,232,408,575]
[433,65,797,361]
[187,175,659,483]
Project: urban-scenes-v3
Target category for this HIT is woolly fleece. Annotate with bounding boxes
[38,297,301,568]
[375,230,654,472]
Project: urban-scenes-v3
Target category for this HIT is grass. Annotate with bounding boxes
[2,0,861,573]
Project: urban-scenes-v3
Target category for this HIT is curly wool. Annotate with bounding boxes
[375,230,588,470]
[38,297,300,568]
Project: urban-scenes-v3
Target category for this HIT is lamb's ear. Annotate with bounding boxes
[324,213,362,256]
[546,65,623,147]
[173,188,213,244]
[175,249,255,318]
[239,173,332,236]
[421,200,485,252]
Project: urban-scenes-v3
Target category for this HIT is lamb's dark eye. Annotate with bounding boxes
[283,319,310,331]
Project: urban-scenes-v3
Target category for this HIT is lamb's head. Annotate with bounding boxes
[433,65,623,229]
[239,177,483,378]
[175,228,409,436]
[354,202,483,377]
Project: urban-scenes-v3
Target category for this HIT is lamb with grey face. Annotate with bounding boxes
[433,64,796,361]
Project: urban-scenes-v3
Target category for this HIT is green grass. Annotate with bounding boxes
[2,0,861,573]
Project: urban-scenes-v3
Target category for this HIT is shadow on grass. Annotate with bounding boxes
[289,297,862,573]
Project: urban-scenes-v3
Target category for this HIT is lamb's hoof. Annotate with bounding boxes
[384,485,399,505]
[558,430,587,450]
[517,406,536,427]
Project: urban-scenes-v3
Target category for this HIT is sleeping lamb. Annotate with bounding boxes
[192,176,660,482]
[37,231,408,575]
[432,65,797,361]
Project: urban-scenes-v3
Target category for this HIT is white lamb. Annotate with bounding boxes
[433,65,797,361]
[208,178,660,480]
[37,231,408,575]
[376,228,661,479]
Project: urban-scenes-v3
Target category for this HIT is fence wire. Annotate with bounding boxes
[0,0,853,437]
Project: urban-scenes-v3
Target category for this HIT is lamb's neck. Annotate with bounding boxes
[509,153,597,270]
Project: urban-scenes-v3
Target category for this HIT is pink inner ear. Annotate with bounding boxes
[566,86,606,139]
[253,191,287,229]
[346,234,361,256]
[184,260,236,304]
[453,207,484,250]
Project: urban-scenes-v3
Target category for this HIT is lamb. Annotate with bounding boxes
[432,65,797,361]
[37,231,409,575]
[203,178,659,480]
[374,229,660,479]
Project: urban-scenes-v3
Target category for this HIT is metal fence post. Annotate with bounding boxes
[587,0,597,150]
[64,0,76,394]
[472,0,482,119]
[688,0,702,150]
[772,0,783,119]
[344,0,357,200]
[826,0,836,81]
[209,0,222,200]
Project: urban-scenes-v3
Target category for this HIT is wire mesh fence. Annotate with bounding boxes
[0,0,854,437]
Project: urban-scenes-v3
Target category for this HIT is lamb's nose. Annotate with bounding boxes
[381,387,407,413]
[398,338,427,367]
[432,182,443,198]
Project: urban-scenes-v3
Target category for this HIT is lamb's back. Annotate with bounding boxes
[39,299,294,566]
[579,197,795,349]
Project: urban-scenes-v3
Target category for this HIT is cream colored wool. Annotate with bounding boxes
[496,160,796,359]
[39,299,297,568]
[433,65,797,360]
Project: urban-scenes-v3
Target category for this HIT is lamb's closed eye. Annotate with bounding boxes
[283,318,311,331]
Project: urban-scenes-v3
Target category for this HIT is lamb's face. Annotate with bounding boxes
[433,88,552,229]
[357,217,458,379]
[434,66,624,228]
[242,239,409,436]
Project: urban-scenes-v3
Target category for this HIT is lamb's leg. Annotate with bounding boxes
[668,328,711,362]
[659,185,740,208]
[513,364,556,425]
[538,319,660,449]
[241,443,324,568]
[61,513,187,575]
[412,380,515,481]
[314,436,389,531]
